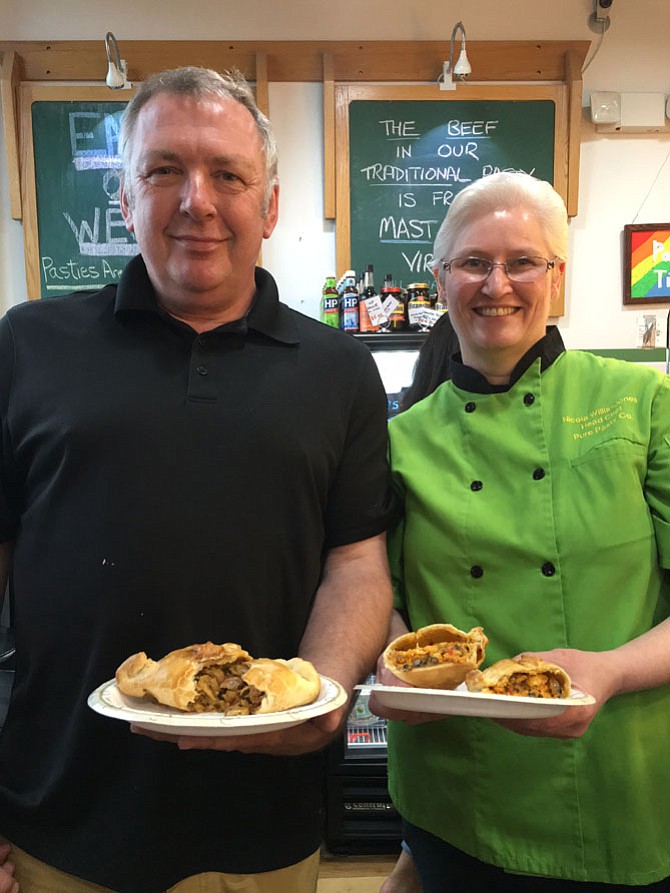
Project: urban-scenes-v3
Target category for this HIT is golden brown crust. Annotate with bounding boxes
[115,642,320,714]
[242,657,321,714]
[383,623,488,689]
[465,655,571,698]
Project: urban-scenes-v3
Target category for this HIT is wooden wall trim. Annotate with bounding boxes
[322,52,335,220]
[0,40,589,84]
[254,52,269,116]
[1,51,23,219]
[565,50,583,219]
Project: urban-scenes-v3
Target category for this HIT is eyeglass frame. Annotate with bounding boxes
[441,255,557,283]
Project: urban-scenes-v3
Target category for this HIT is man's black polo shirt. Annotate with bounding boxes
[0,256,395,892]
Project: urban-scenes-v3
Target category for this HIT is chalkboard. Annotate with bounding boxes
[336,84,571,315]
[20,85,139,300]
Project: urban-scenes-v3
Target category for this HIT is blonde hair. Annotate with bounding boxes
[433,172,568,275]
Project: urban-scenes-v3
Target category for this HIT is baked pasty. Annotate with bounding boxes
[115,641,321,715]
[383,623,488,689]
[465,655,571,698]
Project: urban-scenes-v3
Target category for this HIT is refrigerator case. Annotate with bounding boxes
[324,676,402,855]
[356,332,427,419]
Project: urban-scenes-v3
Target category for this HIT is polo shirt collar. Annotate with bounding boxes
[113,255,299,344]
[450,325,565,394]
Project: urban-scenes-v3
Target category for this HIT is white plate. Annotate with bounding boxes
[88,675,348,736]
[358,683,595,719]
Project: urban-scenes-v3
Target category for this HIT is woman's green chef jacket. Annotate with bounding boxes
[386,329,670,884]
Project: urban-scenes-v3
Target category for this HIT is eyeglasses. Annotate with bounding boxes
[442,255,557,284]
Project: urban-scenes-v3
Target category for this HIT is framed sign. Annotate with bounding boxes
[623,224,670,305]
[335,83,571,316]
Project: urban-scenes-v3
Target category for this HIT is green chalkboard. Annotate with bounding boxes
[22,88,139,299]
[336,85,569,297]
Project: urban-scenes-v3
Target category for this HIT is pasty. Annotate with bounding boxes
[465,655,571,698]
[383,623,488,689]
[115,641,321,715]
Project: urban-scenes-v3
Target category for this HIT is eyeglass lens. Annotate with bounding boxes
[446,257,552,282]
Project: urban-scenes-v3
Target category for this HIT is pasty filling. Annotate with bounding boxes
[192,661,264,714]
[388,641,470,671]
[490,672,564,698]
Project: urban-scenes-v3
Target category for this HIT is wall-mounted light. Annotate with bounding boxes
[590,91,669,133]
[105,32,131,90]
[438,21,471,92]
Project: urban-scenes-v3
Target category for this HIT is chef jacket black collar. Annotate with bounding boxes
[113,254,300,344]
[450,325,565,394]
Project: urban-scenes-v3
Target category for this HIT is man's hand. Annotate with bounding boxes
[131,702,349,755]
[0,844,18,893]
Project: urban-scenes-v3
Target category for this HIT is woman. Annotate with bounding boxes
[373,171,670,891]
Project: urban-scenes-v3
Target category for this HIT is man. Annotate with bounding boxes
[0,68,395,893]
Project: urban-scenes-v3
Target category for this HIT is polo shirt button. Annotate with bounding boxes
[523,393,535,406]
[541,561,556,577]
[533,468,545,480]
[465,402,476,413]
[197,336,208,348]
[470,480,483,491]
[196,365,208,376]
[470,565,484,579]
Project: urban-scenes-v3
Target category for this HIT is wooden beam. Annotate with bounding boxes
[565,49,583,218]
[323,52,335,220]
[254,51,269,117]
[0,40,590,84]
[1,51,24,219]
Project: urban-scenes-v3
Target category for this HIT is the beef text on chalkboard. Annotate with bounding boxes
[348,100,555,287]
[32,101,139,299]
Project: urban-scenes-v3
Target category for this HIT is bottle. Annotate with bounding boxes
[339,270,360,333]
[359,264,380,333]
[320,275,339,328]
[406,282,432,332]
[380,273,403,332]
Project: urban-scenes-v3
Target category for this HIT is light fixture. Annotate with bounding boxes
[105,32,131,90]
[590,91,669,133]
[438,21,471,91]
[590,91,621,125]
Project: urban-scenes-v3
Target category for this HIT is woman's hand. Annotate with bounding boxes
[494,648,621,739]
[368,610,447,725]
[368,653,446,725]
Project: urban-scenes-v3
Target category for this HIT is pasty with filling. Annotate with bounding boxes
[465,655,571,698]
[383,623,488,689]
[115,641,321,715]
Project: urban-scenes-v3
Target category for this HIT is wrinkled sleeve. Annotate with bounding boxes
[645,374,670,569]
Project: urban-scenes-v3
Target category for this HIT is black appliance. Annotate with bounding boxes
[324,676,402,855]
[0,626,14,731]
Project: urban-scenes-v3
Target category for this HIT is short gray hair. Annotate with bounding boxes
[433,172,568,276]
[120,66,278,212]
